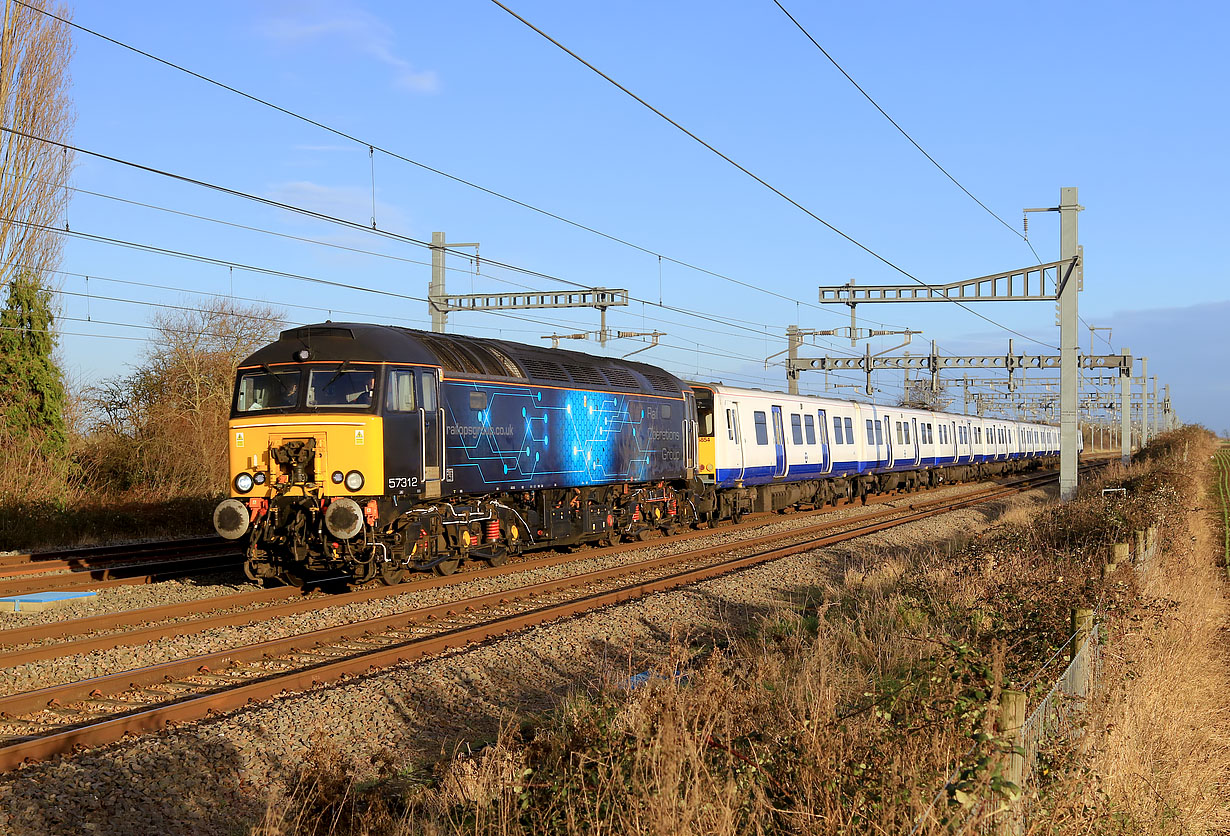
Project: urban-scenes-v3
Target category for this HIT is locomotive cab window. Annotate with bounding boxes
[236,369,300,412]
[386,370,416,412]
[306,367,378,409]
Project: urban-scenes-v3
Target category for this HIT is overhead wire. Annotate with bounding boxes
[1,126,850,349]
[768,0,1031,247]
[7,220,812,383]
[486,0,1059,352]
[8,0,883,327]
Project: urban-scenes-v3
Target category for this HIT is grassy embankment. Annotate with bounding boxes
[252,426,1224,835]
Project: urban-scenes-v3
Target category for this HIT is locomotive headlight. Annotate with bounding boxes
[344,470,364,491]
[331,470,344,484]
[253,472,267,485]
[234,472,254,494]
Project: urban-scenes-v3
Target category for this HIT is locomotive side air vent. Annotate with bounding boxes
[416,334,482,375]
[641,370,680,394]
[520,358,570,382]
[563,363,608,388]
[602,367,640,390]
[486,346,525,378]
[416,334,526,378]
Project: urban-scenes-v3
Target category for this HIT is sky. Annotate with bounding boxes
[35,0,1230,429]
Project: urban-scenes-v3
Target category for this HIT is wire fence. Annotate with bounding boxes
[913,526,1158,834]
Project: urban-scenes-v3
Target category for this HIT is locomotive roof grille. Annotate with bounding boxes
[563,363,608,387]
[602,367,640,389]
[520,358,570,382]
[642,370,681,394]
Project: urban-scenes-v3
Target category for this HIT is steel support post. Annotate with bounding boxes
[787,325,801,395]
[429,231,447,333]
[1151,375,1158,437]
[1059,187,1080,501]
[1120,348,1131,466]
[1140,357,1149,446]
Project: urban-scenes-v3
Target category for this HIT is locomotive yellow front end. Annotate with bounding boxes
[212,347,389,585]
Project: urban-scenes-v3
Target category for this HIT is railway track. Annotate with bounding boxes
[0,464,1092,770]
[0,538,242,598]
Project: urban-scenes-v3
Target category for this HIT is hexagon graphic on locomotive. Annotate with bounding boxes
[440,380,684,493]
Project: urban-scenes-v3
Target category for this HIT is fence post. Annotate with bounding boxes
[1069,608,1093,697]
[1133,529,1146,564]
[996,689,1027,836]
[1147,525,1157,559]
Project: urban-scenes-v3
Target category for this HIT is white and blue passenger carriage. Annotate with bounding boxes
[690,383,1068,517]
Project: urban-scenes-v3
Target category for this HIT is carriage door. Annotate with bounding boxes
[419,369,443,498]
[682,391,697,476]
[770,406,788,478]
[816,409,832,473]
[911,418,921,465]
[730,403,746,481]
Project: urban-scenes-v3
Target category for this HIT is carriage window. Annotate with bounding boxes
[386,370,416,412]
[874,421,883,447]
[804,414,816,445]
[844,417,853,442]
[790,414,804,445]
[236,369,300,412]
[904,422,910,444]
[866,419,875,445]
[833,416,843,444]
[895,422,902,444]
[726,408,737,442]
[753,411,769,445]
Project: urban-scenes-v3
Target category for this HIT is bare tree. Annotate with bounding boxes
[0,0,74,290]
[86,299,286,495]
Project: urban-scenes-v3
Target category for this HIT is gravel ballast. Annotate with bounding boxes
[0,483,1053,836]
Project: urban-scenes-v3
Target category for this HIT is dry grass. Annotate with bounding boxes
[1039,434,1230,834]
[251,428,1220,836]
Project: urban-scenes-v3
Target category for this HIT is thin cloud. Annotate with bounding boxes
[259,2,439,94]
[265,180,412,234]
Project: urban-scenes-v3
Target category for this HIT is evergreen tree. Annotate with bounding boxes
[0,271,66,457]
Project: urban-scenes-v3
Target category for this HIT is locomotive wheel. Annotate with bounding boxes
[379,562,408,585]
[433,558,461,576]
[731,511,744,525]
[635,528,654,542]
[483,551,508,567]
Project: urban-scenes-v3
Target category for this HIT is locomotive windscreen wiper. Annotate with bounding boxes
[321,359,352,391]
[261,363,290,393]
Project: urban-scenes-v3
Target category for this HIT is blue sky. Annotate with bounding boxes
[48,0,1228,428]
